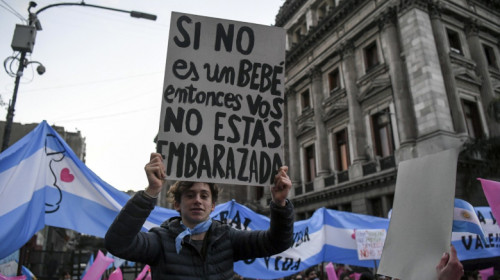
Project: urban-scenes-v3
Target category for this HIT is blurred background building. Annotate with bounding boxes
[275,0,500,220]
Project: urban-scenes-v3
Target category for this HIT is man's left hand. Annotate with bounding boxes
[271,166,291,207]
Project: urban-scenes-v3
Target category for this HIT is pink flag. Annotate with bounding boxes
[135,265,151,280]
[478,178,500,225]
[108,268,122,280]
[0,274,26,280]
[479,267,494,280]
[82,250,114,280]
[325,262,338,280]
[352,272,361,280]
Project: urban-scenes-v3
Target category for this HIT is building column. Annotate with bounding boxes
[341,41,367,179]
[428,4,468,136]
[397,1,460,154]
[310,66,331,177]
[465,19,500,137]
[286,89,302,191]
[379,8,417,161]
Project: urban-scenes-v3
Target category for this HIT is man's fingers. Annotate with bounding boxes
[436,252,449,271]
[279,166,289,173]
[146,153,166,180]
[449,244,458,261]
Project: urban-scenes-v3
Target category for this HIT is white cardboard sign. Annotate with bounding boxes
[355,229,386,260]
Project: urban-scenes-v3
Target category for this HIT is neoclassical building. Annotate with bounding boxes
[275,0,500,219]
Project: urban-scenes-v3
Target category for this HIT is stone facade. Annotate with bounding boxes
[275,0,500,219]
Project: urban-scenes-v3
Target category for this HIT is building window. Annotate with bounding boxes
[446,29,463,55]
[371,109,395,157]
[317,1,328,21]
[339,202,352,213]
[292,20,307,44]
[364,41,379,72]
[301,89,311,112]
[304,144,316,183]
[328,68,340,93]
[255,186,264,200]
[369,197,384,217]
[462,99,484,139]
[334,128,350,171]
[483,44,499,69]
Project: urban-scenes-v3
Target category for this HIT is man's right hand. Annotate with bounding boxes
[144,152,166,197]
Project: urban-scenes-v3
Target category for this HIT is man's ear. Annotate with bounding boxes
[174,201,181,212]
[211,202,215,211]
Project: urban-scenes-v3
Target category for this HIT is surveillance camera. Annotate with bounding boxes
[36,64,45,75]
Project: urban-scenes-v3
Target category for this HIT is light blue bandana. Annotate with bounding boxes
[175,219,212,254]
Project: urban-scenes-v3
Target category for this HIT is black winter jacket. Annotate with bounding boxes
[105,191,294,280]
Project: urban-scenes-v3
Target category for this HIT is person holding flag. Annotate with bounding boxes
[105,152,294,279]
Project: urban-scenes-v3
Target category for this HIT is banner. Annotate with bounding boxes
[210,201,389,279]
[157,12,286,186]
[210,201,499,279]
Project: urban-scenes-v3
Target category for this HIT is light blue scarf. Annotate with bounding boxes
[175,219,212,254]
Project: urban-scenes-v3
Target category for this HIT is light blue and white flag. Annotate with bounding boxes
[0,121,178,259]
[210,203,390,279]
[452,206,500,261]
[453,198,488,244]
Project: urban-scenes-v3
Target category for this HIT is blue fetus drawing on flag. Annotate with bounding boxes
[44,133,69,213]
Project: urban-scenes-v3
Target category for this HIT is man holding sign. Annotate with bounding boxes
[105,153,294,279]
[106,12,294,279]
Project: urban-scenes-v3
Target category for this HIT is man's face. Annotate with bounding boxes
[175,182,215,228]
[306,270,317,280]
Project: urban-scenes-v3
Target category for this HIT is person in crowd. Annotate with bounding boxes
[105,153,294,279]
[359,271,374,280]
[293,273,304,280]
[339,271,352,280]
[304,267,319,280]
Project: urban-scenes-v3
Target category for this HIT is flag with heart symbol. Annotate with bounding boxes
[0,121,178,259]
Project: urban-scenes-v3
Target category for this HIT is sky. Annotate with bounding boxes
[0,0,285,191]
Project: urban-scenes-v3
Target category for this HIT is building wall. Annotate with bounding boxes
[0,121,86,162]
[275,0,500,219]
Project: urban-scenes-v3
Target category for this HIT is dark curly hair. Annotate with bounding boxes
[167,181,220,205]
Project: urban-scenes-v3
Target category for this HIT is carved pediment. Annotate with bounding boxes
[324,104,348,120]
[296,120,315,136]
[323,90,348,120]
[357,78,392,102]
[454,68,482,86]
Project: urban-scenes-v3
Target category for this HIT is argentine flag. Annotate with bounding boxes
[0,121,178,259]
[453,198,487,244]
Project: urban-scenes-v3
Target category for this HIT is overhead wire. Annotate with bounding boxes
[50,86,159,121]
[0,0,27,23]
[17,71,163,93]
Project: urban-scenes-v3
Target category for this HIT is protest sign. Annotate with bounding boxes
[157,12,286,186]
[378,148,459,280]
[355,229,386,260]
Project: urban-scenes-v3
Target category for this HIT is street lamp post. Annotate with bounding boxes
[1,1,156,152]
[2,51,27,152]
